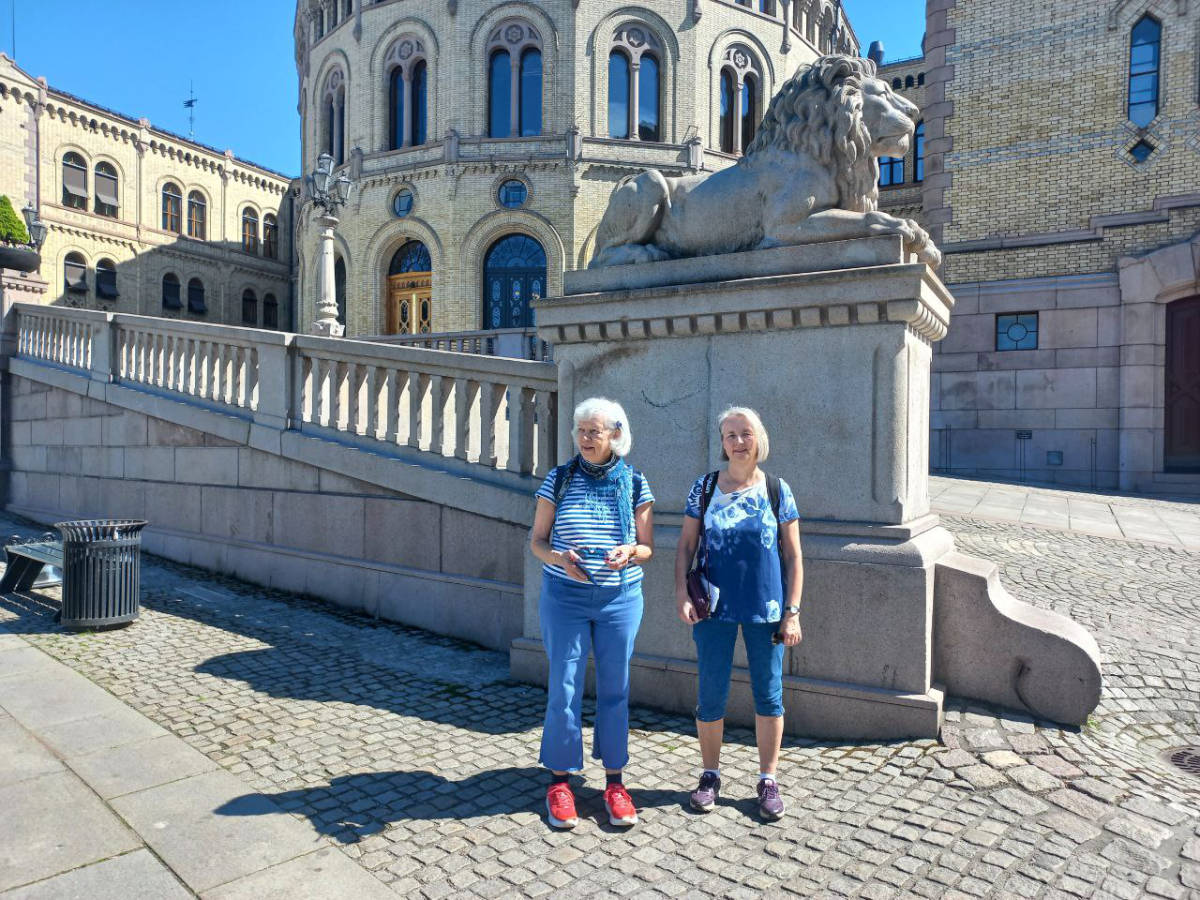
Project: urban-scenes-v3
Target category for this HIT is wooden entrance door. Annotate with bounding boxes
[385,271,432,335]
[1165,296,1200,471]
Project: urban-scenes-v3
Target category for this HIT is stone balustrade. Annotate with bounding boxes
[11,303,559,478]
[361,327,552,362]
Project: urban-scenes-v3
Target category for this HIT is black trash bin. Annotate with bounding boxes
[55,519,147,630]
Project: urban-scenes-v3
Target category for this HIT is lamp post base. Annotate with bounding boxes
[310,318,345,338]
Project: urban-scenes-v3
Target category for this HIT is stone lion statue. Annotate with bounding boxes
[589,54,940,269]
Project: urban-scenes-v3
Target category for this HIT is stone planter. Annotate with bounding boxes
[0,245,40,274]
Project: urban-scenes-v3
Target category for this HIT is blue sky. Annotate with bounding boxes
[5,0,925,177]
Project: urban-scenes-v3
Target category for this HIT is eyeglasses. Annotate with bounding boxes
[576,428,612,441]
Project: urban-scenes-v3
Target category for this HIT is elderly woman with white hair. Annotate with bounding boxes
[673,407,803,821]
[530,397,654,830]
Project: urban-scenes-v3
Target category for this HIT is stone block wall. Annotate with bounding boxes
[4,373,527,650]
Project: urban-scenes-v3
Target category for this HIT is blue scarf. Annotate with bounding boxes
[575,453,635,546]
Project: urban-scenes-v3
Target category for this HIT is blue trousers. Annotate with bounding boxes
[693,620,785,721]
[539,572,643,772]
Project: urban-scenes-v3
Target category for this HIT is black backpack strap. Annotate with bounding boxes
[551,458,578,508]
[631,469,644,509]
[699,471,719,519]
[765,472,786,571]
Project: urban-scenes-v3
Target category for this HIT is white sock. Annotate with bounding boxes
[703,768,720,778]
[759,772,776,782]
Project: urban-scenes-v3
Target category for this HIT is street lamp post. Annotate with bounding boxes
[307,152,353,337]
[20,204,47,252]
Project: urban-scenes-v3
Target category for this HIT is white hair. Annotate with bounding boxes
[573,396,632,457]
[717,406,770,462]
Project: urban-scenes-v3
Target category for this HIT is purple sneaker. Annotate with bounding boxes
[757,778,785,821]
[690,771,720,812]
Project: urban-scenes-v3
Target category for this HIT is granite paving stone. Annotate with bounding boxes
[0,503,1198,898]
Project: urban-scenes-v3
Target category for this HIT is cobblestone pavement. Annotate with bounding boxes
[1,510,1199,899]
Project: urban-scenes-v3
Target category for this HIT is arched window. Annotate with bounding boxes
[95,258,118,300]
[719,69,735,154]
[94,163,118,218]
[483,234,545,330]
[322,69,346,166]
[161,182,182,232]
[187,277,206,314]
[892,77,902,89]
[241,208,259,254]
[520,48,542,136]
[487,22,543,139]
[914,121,924,183]
[385,37,428,150]
[64,252,88,294]
[386,241,432,334]
[741,74,758,152]
[607,51,630,139]
[1128,15,1161,128]
[334,257,347,327]
[263,214,279,259]
[879,155,904,187]
[263,293,279,329]
[917,72,925,86]
[610,25,663,142]
[162,273,181,310]
[62,152,87,210]
[242,289,258,326]
[759,0,776,14]
[719,47,761,156]
[187,191,206,239]
[905,75,914,89]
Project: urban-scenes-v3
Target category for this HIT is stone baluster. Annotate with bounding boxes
[430,375,453,455]
[314,357,332,427]
[330,359,349,430]
[478,381,503,468]
[365,366,382,439]
[407,371,431,449]
[507,386,536,474]
[454,378,478,461]
[293,352,311,426]
[384,368,400,443]
[348,362,369,434]
[535,389,557,475]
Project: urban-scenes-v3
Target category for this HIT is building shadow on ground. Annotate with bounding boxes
[214,766,689,840]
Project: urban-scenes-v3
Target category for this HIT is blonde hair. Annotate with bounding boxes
[717,406,770,462]
[573,396,632,457]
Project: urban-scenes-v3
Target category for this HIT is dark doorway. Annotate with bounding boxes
[1165,296,1200,471]
[483,234,545,330]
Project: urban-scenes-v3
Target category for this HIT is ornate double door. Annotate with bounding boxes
[483,235,545,330]
[386,271,432,335]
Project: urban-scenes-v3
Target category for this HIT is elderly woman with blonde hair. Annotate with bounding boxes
[674,406,803,821]
[530,397,654,829]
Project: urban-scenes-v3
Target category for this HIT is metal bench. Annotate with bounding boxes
[0,536,64,593]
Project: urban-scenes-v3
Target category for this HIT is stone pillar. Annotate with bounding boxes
[312,215,344,338]
[512,237,1101,738]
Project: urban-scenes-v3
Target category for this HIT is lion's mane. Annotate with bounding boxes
[745,55,879,214]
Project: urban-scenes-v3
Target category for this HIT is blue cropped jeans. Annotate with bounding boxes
[539,572,643,772]
[693,620,785,721]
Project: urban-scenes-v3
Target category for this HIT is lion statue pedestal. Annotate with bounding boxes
[510,55,1101,737]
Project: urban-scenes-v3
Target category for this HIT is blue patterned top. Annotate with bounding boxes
[537,466,654,586]
[685,475,799,623]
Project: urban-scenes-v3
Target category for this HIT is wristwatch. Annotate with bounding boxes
[784,605,801,616]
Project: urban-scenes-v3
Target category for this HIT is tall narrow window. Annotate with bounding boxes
[94,163,118,218]
[161,182,182,232]
[489,50,512,138]
[64,252,88,294]
[263,293,279,329]
[263,214,279,259]
[162,273,182,310]
[322,69,346,166]
[334,257,347,326]
[914,121,925,182]
[242,289,258,326]
[390,67,406,149]
[740,75,758,152]
[62,153,88,210]
[411,60,427,146]
[520,48,542,136]
[719,69,735,154]
[608,51,631,139]
[1128,15,1161,128]
[95,258,118,299]
[187,277,206,314]
[638,55,660,141]
[241,208,259,254]
[879,156,904,186]
[187,191,206,239]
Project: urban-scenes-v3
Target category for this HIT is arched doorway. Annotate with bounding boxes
[1165,296,1200,471]
[386,241,432,334]
[483,234,545,329]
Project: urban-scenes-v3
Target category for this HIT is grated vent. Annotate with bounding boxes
[1164,746,1200,776]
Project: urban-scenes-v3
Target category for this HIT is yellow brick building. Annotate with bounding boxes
[879,0,1200,493]
[0,54,294,328]
[292,0,859,338]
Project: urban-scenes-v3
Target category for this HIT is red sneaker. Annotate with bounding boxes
[604,783,638,826]
[546,783,578,829]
